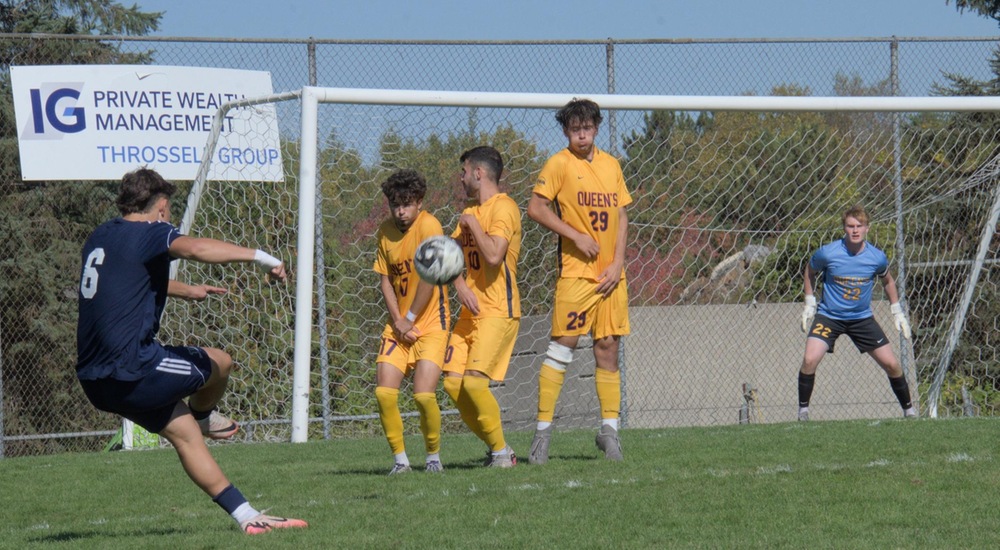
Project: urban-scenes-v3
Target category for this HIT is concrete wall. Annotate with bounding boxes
[493,302,915,431]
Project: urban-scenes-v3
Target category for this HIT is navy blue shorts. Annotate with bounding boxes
[79,345,214,433]
[807,314,889,354]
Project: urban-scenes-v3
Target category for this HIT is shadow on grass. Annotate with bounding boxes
[31,526,186,543]
[326,451,601,476]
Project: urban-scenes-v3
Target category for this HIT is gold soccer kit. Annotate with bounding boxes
[444,193,522,381]
[533,147,632,338]
[373,210,451,372]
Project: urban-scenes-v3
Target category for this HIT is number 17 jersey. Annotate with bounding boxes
[373,210,450,334]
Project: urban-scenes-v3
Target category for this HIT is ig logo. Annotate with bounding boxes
[26,86,86,137]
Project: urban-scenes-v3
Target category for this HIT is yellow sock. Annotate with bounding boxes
[413,392,441,455]
[536,363,566,423]
[455,377,487,441]
[443,375,462,406]
[595,368,621,420]
[460,376,505,451]
[375,386,405,455]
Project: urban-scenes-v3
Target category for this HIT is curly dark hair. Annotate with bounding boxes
[381,168,427,205]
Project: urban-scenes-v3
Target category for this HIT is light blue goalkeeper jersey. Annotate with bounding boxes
[810,238,888,321]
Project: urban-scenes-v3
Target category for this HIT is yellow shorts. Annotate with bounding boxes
[376,324,450,375]
[551,277,630,339]
[443,316,520,382]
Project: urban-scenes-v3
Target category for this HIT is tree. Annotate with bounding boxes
[622,110,706,195]
[0,1,162,455]
[0,1,159,79]
[948,0,1000,23]
[0,0,160,35]
[0,1,162,190]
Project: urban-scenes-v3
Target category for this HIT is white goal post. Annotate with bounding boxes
[179,87,1000,444]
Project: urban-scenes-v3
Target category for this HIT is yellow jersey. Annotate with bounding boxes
[533,147,632,280]
[451,193,521,319]
[373,210,450,333]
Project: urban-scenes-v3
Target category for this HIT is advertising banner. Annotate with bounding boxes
[10,65,283,181]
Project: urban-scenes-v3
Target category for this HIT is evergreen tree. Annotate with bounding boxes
[0,1,162,455]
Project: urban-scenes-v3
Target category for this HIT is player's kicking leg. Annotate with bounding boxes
[159,403,307,534]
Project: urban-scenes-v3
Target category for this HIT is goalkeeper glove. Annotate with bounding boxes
[801,295,817,333]
[890,302,912,340]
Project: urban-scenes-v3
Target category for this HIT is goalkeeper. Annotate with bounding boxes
[797,204,916,421]
[75,168,307,535]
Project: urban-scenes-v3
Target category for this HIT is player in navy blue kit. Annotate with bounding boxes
[797,204,916,421]
[76,168,307,535]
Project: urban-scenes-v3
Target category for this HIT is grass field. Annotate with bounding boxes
[2,417,999,548]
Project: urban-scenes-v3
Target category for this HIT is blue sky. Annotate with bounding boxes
[134,0,999,40]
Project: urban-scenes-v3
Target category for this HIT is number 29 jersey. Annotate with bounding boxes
[533,147,632,281]
[810,238,889,321]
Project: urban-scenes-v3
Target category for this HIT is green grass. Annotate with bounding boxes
[2,418,999,549]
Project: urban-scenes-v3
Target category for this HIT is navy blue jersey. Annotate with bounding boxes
[809,238,889,321]
[76,218,182,381]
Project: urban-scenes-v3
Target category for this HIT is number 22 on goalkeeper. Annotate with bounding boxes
[797,204,916,421]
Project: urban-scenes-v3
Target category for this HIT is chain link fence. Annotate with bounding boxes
[2,35,999,457]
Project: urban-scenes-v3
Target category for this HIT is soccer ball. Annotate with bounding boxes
[414,235,464,285]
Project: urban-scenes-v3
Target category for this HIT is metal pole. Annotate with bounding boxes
[308,40,317,87]
[606,39,618,156]
[606,39,624,425]
[308,39,331,439]
[889,37,915,399]
[618,335,627,428]
[291,87,320,442]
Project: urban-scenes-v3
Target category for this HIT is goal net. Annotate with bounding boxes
[160,87,1000,443]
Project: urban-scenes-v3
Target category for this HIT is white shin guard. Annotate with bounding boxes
[543,341,574,371]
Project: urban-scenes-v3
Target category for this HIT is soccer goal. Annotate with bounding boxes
[161,87,1000,444]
